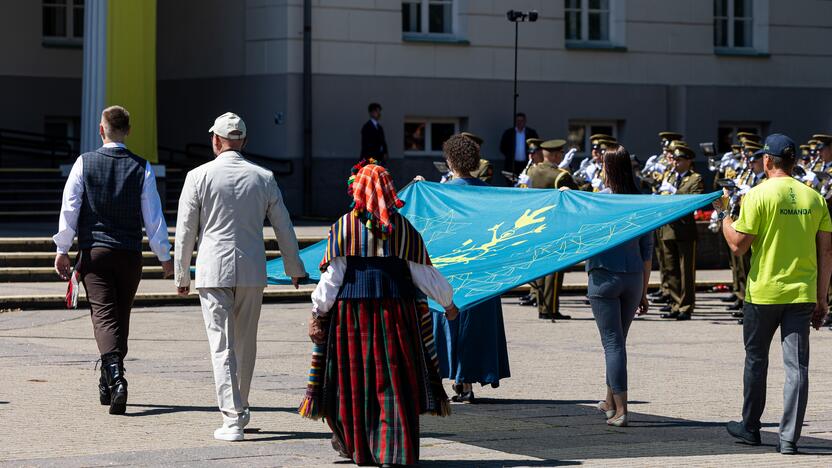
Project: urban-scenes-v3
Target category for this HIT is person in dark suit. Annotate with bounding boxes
[500,113,539,176]
[360,102,388,163]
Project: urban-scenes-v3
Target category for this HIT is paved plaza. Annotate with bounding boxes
[3,293,832,467]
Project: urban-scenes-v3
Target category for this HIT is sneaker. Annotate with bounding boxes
[726,421,761,446]
[214,423,244,442]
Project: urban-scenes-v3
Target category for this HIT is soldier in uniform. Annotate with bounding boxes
[577,134,616,192]
[460,132,494,183]
[649,132,684,306]
[527,139,579,320]
[809,134,832,327]
[657,143,704,320]
[518,138,545,307]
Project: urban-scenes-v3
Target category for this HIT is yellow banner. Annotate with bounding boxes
[106,0,157,162]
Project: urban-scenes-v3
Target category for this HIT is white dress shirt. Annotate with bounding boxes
[514,128,527,162]
[53,142,172,261]
[311,257,454,316]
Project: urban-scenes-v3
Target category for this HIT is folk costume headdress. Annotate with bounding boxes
[348,161,404,234]
[319,161,430,271]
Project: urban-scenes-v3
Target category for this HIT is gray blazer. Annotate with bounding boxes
[174,151,305,288]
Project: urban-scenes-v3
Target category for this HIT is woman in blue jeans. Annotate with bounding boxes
[586,145,652,427]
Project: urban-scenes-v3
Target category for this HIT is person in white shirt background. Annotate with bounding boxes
[53,105,173,416]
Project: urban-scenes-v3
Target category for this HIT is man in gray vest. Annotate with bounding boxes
[54,105,173,415]
[174,112,306,442]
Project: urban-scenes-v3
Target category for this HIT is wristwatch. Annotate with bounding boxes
[311,309,325,320]
[716,210,727,221]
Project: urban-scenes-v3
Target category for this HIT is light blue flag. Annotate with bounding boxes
[267,182,721,312]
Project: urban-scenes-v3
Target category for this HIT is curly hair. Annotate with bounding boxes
[443,134,480,174]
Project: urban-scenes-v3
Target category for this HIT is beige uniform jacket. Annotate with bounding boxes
[659,170,704,241]
[174,151,306,289]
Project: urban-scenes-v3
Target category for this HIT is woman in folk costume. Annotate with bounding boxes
[434,134,511,403]
[302,161,459,467]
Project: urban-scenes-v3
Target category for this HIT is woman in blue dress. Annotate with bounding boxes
[432,133,511,403]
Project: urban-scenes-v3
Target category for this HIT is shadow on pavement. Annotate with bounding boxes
[422,398,832,461]
[420,460,580,467]
[241,428,332,443]
[124,404,297,417]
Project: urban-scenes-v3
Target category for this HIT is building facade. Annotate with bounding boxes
[2,0,832,216]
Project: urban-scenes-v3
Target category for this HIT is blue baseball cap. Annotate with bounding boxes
[754,133,796,159]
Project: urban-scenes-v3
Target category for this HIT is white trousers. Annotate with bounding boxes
[198,286,264,425]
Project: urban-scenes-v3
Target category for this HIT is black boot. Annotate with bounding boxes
[101,352,128,415]
[98,365,110,406]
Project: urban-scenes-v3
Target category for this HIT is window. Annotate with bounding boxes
[43,0,84,44]
[402,0,454,36]
[717,123,764,153]
[565,0,609,42]
[567,121,618,154]
[714,0,752,48]
[564,0,626,49]
[404,118,459,156]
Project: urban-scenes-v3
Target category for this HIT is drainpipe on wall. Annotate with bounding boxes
[302,0,313,216]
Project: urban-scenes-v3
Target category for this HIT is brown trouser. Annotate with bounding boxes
[662,239,696,314]
[79,247,143,357]
[532,272,564,316]
[655,231,669,296]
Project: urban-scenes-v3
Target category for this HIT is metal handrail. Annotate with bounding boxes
[0,128,77,167]
[0,128,294,177]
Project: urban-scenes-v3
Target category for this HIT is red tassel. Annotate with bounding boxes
[394,199,404,208]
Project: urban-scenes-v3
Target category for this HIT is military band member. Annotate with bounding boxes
[527,139,579,320]
[809,134,832,327]
[726,138,765,319]
[650,132,684,306]
[460,132,494,183]
[657,144,703,320]
[577,134,616,192]
[518,138,545,307]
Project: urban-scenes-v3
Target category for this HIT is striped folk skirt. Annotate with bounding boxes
[322,297,448,466]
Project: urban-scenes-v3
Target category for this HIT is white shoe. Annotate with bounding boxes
[240,408,250,428]
[214,424,244,442]
[596,401,615,419]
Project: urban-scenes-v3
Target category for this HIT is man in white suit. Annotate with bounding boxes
[174,112,307,441]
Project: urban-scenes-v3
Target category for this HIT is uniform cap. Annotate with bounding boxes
[540,139,567,151]
[590,133,615,142]
[668,140,688,151]
[673,145,695,159]
[813,134,831,149]
[742,140,763,151]
[737,132,761,143]
[208,112,247,140]
[658,131,683,141]
[812,134,832,144]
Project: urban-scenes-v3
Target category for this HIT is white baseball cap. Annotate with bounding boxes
[208,112,247,140]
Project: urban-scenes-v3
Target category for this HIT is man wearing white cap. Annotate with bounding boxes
[174,112,307,441]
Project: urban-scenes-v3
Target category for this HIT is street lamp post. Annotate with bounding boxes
[506,10,538,130]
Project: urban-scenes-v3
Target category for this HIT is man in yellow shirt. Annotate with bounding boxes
[718,134,832,455]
